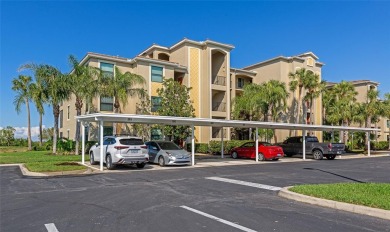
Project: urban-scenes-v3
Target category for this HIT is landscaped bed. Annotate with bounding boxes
[290,183,390,210]
[0,150,88,172]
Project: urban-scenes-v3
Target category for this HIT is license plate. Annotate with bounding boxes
[337,151,341,154]
[277,154,282,157]
[129,149,140,154]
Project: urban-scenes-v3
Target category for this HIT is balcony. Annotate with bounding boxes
[212,75,226,86]
[212,128,227,139]
[212,102,226,112]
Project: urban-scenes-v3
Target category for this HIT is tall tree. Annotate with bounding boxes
[20,64,70,154]
[362,89,382,150]
[68,55,100,155]
[157,78,195,145]
[30,80,47,146]
[100,67,146,134]
[260,80,289,142]
[12,75,33,150]
[329,81,358,142]
[232,83,265,139]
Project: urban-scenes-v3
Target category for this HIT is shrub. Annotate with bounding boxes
[186,143,209,153]
[209,140,252,155]
[33,145,50,151]
[371,141,389,150]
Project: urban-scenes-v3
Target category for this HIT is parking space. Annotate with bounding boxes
[1,157,390,232]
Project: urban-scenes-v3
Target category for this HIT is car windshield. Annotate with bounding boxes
[260,142,272,146]
[158,142,181,150]
[120,138,144,145]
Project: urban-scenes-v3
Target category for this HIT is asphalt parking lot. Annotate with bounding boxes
[1,156,390,232]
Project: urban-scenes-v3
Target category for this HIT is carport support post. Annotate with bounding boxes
[99,120,104,171]
[367,132,371,157]
[255,128,259,162]
[303,130,306,160]
[191,125,195,166]
[221,127,224,159]
[81,121,85,165]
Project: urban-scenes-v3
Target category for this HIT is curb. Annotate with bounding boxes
[278,186,390,221]
[0,163,93,177]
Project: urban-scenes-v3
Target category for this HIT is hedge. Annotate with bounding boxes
[371,141,389,150]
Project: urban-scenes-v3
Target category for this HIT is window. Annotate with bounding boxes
[67,106,70,120]
[59,110,63,128]
[151,96,162,112]
[67,130,70,139]
[103,126,113,136]
[59,132,63,138]
[237,78,244,88]
[100,62,114,77]
[151,66,163,82]
[100,62,114,111]
[387,120,390,128]
[100,97,114,111]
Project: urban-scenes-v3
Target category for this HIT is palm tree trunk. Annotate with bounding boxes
[39,113,43,146]
[295,87,303,136]
[75,97,83,155]
[26,99,32,150]
[53,104,60,154]
[365,116,371,151]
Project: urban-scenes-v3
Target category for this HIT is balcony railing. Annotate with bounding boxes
[212,75,226,86]
[212,102,226,112]
[212,128,227,139]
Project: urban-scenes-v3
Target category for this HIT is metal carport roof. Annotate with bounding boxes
[76,113,379,171]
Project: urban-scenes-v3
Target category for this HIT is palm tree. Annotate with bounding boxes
[30,80,47,146]
[303,74,325,128]
[20,64,70,154]
[288,68,311,135]
[99,67,146,134]
[12,75,33,150]
[363,89,382,150]
[260,80,289,142]
[232,84,265,139]
[68,55,100,155]
[331,81,358,142]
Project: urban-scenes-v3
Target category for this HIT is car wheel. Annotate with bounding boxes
[258,153,265,161]
[326,154,336,160]
[106,154,115,170]
[136,163,146,168]
[90,152,97,165]
[158,156,165,167]
[231,151,238,159]
[313,150,324,160]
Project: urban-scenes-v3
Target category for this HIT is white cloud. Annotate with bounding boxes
[13,126,46,141]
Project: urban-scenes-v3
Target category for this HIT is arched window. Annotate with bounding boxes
[307,57,314,67]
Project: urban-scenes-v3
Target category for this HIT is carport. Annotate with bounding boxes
[76,113,379,171]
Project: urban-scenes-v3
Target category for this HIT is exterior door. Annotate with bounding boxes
[148,142,159,162]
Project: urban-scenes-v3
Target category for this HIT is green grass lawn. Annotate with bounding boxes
[290,183,390,210]
[0,149,88,172]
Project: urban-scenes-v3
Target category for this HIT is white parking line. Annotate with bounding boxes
[180,206,257,232]
[206,177,282,191]
[45,223,59,232]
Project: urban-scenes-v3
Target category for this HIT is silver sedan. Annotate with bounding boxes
[145,141,191,166]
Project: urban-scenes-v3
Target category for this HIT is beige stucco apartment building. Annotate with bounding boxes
[59,38,387,143]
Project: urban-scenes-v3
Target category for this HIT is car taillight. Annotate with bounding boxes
[114,146,129,150]
[141,145,147,149]
[328,143,332,149]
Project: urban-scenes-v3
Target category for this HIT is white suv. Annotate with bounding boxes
[89,136,148,170]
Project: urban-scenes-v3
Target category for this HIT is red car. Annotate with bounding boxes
[230,141,284,161]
